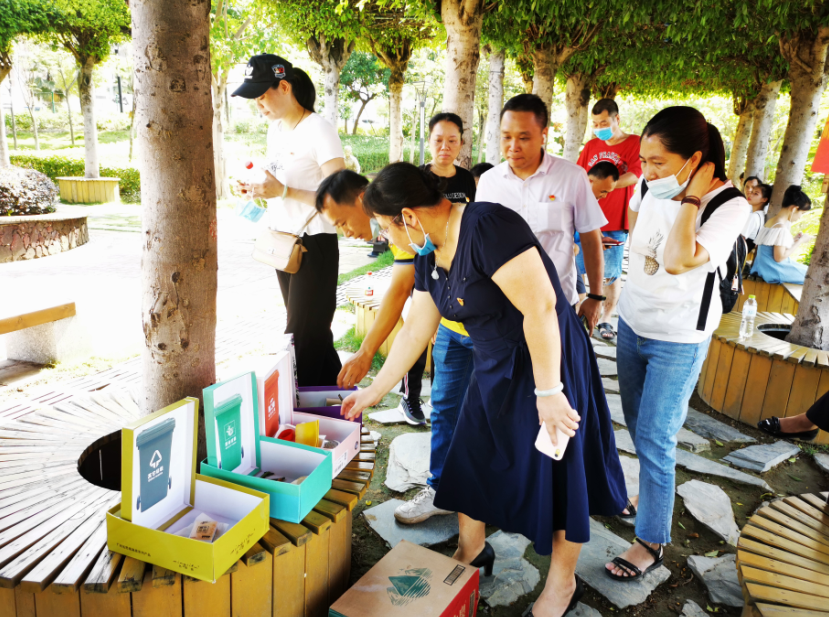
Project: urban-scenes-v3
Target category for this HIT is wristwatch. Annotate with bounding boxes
[587,293,606,301]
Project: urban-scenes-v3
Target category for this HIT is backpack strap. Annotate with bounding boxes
[696,186,746,332]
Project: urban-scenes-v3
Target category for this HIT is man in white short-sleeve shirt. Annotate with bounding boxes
[477,94,608,328]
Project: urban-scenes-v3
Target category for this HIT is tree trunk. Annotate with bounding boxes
[65,91,75,146]
[7,80,16,149]
[593,82,620,99]
[727,100,753,183]
[441,0,485,169]
[132,0,218,434]
[0,71,9,168]
[477,106,485,163]
[27,103,39,152]
[388,74,405,162]
[769,27,829,216]
[212,73,228,200]
[129,74,136,161]
[306,34,355,128]
[78,56,99,178]
[485,49,504,165]
[409,112,417,163]
[744,79,782,180]
[352,97,370,135]
[787,192,829,349]
[531,46,555,114]
[563,72,592,162]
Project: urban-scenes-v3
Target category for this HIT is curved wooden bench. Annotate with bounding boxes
[735,276,802,315]
[698,311,829,445]
[345,278,432,365]
[737,492,829,617]
[55,177,120,204]
[0,388,375,616]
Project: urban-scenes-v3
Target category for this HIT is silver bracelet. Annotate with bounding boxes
[534,383,564,397]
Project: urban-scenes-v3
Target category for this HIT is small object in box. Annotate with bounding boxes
[190,516,218,543]
[276,425,295,442]
[320,439,340,450]
[292,476,307,485]
[325,397,344,406]
[295,420,320,447]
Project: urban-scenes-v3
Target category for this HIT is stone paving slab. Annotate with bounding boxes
[722,440,800,473]
[575,519,670,609]
[385,432,431,492]
[594,346,617,361]
[816,452,829,474]
[524,603,601,617]
[362,499,458,548]
[684,408,756,443]
[606,397,709,452]
[614,429,771,490]
[681,599,708,617]
[479,531,540,607]
[677,480,740,545]
[597,359,617,377]
[687,554,743,607]
[602,378,620,394]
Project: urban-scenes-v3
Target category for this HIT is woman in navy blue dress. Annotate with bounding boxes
[341,163,627,617]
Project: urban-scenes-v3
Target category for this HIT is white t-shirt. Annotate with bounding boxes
[741,210,764,241]
[618,181,750,344]
[476,152,607,305]
[755,221,794,248]
[265,112,343,235]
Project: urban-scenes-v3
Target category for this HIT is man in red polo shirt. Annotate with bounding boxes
[577,98,641,341]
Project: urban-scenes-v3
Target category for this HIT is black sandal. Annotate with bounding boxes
[757,417,819,442]
[597,322,616,341]
[617,499,637,525]
[605,538,663,582]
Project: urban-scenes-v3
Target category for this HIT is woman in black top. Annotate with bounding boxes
[421,113,477,203]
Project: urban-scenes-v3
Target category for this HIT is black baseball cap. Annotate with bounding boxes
[232,54,294,99]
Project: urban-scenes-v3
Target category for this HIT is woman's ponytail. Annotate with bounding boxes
[285,68,316,112]
[705,123,727,182]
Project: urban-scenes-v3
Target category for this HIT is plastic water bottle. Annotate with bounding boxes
[236,161,266,223]
[365,272,374,297]
[740,295,757,339]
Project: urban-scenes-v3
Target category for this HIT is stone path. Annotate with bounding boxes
[676,480,740,545]
[683,408,756,443]
[722,440,800,473]
[362,499,458,548]
[479,532,540,608]
[385,432,431,492]
[686,554,743,607]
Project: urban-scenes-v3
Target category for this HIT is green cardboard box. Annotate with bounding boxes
[106,398,270,583]
[201,372,333,523]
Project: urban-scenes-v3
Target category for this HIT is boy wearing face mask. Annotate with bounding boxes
[577,99,642,341]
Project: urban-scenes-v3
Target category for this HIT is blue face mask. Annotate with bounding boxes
[594,127,613,141]
[403,217,436,256]
[645,158,692,200]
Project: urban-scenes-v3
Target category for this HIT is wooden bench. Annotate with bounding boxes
[698,311,829,445]
[0,301,88,365]
[737,492,829,617]
[0,387,375,617]
[735,277,802,314]
[345,280,432,364]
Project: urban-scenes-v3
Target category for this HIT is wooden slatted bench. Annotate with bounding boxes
[0,388,375,617]
[698,311,829,445]
[0,302,76,336]
[734,276,802,315]
[737,492,829,617]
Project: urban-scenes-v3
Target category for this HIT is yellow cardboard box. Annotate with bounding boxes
[106,397,270,583]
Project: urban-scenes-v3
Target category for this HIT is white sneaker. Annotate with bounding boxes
[393,487,453,524]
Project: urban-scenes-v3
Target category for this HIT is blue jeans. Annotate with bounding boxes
[616,318,709,544]
[602,230,628,284]
[428,324,474,491]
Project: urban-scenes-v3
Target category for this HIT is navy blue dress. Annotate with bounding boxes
[415,202,627,554]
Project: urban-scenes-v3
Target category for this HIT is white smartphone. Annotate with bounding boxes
[535,422,570,461]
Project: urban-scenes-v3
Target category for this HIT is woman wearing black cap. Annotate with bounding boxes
[233,54,346,386]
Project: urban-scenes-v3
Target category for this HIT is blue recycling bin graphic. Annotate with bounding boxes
[214,394,244,470]
[135,417,176,513]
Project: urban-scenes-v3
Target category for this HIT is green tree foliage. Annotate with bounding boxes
[0,0,56,82]
[340,52,389,134]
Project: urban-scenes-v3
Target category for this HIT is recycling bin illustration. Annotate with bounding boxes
[214,394,244,470]
[135,417,176,512]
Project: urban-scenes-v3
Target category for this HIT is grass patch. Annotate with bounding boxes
[334,326,385,373]
[337,249,394,286]
[338,303,355,314]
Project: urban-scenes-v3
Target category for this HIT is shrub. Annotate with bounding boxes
[340,135,390,173]
[0,166,58,216]
[4,111,130,132]
[9,154,142,204]
[232,118,268,135]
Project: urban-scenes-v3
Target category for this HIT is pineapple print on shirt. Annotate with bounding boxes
[643,231,664,275]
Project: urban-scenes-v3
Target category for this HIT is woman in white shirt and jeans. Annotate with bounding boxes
[606,107,749,582]
[233,54,346,386]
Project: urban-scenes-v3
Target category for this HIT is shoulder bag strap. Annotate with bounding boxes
[296,209,319,237]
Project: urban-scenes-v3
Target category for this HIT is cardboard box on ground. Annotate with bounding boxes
[200,335,359,523]
[106,398,270,583]
[329,541,480,617]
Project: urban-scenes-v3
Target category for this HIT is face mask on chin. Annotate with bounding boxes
[403,216,436,256]
[645,158,693,200]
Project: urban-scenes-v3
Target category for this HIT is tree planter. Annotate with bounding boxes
[56,176,120,204]
[0,213,88,262]
[698,310,829,445]
[733,275,801,314]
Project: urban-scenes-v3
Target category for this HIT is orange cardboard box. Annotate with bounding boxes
[328,540,479,617]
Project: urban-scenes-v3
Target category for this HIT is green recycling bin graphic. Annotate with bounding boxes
[135,417,176,513]
[215,394,244,471]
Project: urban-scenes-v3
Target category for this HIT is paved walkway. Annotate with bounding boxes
[1,202,379,362]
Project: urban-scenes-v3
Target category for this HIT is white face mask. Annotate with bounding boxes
[645,158,692,200]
